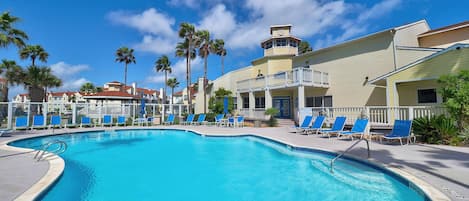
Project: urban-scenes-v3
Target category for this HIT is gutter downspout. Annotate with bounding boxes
[391,29,398,70]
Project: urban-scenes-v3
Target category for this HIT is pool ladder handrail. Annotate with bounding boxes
[34,140,67,161]
[330,138,370,173]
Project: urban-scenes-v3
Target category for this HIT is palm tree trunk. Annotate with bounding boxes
[171,87,174,104]
[203,52,207,114]
[1,86,8,102]
[187,38,192,113]
[164,71,168,104]
[221,55,225,75]
[32,58,35,66]
[124,63,128,90]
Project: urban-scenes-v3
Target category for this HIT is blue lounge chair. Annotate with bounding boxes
[337,119,369,140]
[293,115,313,133]
[116,116,126,126]
[304,116,326,135]
[14,116,28,130]
[236,116,245,127]
[102,115,112,127]
[146,117,154,126]
[32,115,47,129]
[49,115,62,128]
[214,114,224,126]
[380,120,413,145]
[319,116,347,138]
[182,114,195,125]
[81,116,92,127]
[163,114,175,125]
[227,116,235,127]
[192,114,206,125]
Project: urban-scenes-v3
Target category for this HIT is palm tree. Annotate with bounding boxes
[167,78,180,104]
[0,59,22,102]
[80,82,97,94]
[155,55,171,104]
[196,30,212,113]
[212,39,227,75]
[299,41,313,54]
[115,46,136,88]
[21,65,61,102]
[42,68,62,101]
[0,12,28,49]
[177,22,197,113]
[19,45,48,66]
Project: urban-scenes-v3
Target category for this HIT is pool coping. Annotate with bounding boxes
[3,127,451,201]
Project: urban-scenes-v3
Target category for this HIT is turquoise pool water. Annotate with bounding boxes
[11,130,426,201]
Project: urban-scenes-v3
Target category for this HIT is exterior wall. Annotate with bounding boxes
[387,48,469,106]
[272,28,290,37]
[265,47,297,56]
[394,21,430,47]
[395,49,436,69]
[293,32,394,107]
[397,80,442,106]
[419,27,469,48]
[267,57,293,74]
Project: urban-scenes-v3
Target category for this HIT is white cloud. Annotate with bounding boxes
[145,58,202,85]
[50,62,90,91]
[133,35,176,54]
[108,8,176,37]
[197,4,236,39]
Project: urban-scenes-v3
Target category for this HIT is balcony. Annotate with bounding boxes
[236,67,329,92]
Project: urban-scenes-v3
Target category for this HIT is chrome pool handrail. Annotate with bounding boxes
[34,140,67,161]
[330,138,370,173]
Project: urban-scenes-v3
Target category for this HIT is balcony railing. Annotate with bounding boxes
[236,67,329,92]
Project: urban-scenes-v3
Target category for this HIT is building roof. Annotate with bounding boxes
[48,91,77,97]
[368,43,469,85]
[419,20,469,37]
[123,86,158,95]
[83,91,138,99]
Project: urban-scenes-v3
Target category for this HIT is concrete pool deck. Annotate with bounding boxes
[0,126,468,200]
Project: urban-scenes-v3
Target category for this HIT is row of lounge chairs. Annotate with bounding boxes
[294,115,414,145]
[13,115,128,130]
[169,113,245,127]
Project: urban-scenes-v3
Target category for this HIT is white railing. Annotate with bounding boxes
[1,102,190,129]
[299,106,447,128]
[237,108,268,120]
[236,67,329,92]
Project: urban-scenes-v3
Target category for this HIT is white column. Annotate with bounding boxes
[265,90,272,109]
[249,92,255,118]
[7,102,12,129]
[236,92,242,113]
[161,104,165,122]
[298,86,305,109]
[43,102,48,126]
[72,103,76,124]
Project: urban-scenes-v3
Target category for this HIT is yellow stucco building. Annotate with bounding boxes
[194,20,469,123]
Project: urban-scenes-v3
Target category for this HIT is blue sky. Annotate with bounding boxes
[1,0,468,98]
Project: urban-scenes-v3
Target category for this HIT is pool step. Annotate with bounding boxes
[277,119,295,127]
[310,159,395,194]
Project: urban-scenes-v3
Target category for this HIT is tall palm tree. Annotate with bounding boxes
[0,59,22,102]
[167,78,180,104]
[19,45,48,66]
[212,39,227,75]
[80,82,97,94]
[177,22,197,113]
[0,12,28,49]
[196,30,212,113]
[155,55,171,104]
[115,46,136,88]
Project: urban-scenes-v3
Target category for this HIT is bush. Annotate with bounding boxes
[413,115,458,145]
[265,108,279,127]
[205,113,216,122]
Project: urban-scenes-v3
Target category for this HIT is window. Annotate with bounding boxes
[255,97,265,108]
[233,97,238,110]
[290,40,298,47]
[243,97,249,108]
[305,96,333,107]
[264,41,272,49]
[276,39,287,46]
[418,89,437,103]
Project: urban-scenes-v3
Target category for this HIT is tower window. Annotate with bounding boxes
[264,41,272,49]
[276,39,287,46]
[290,40,297,47]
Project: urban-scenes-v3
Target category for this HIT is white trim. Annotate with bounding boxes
[396,46,443,52]
[419,23,469,37]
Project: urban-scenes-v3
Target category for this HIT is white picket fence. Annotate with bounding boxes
[299,106,447,128]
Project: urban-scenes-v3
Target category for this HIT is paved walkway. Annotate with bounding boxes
[1,126,468,200]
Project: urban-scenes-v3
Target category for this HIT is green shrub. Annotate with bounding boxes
[265,108,279,127]
[205,113,216,122]
[413,115,458,145]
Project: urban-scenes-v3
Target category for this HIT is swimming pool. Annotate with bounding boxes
[11,129,428,201]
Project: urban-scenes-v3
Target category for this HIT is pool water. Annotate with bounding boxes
[11,130,426,201]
